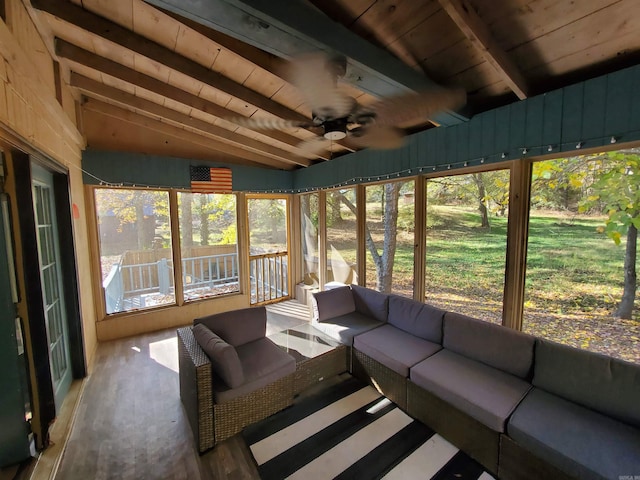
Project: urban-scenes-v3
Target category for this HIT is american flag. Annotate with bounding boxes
[189,166,233,193]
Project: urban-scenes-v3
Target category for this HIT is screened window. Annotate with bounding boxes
[425,170,510,323]
[300,193,320,287]
[95,188,174,314]
[178,192,239,302]
[326,188,358,286]
[365,180,415,297]
[523,155,640,364]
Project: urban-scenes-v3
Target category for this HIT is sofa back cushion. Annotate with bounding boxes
[312,286,355,322]
[443,312,535,379]
[388,295,444,343]
[192,323,244,388]
[533,339,640,428]
[351,285,389,322]
[194,306,266,347]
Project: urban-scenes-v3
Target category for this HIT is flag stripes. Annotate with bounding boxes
[190,166,232,193]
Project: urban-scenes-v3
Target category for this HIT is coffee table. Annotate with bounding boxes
[269,324,348,394]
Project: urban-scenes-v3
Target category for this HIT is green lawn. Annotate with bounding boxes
[330,203,639,363]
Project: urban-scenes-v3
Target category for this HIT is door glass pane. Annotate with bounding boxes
[247,197,289,304]
[178,192,239,301]
[425,170,510,323]
[365,180,414,296]
[94,188,174,314]
[326,188,357,286]
[523,155,640,364]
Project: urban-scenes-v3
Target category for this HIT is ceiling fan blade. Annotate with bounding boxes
[229,117,310,130]
[284,53,356,120]
[296,136,331,158]
[372,87,466,127]
[349,125,406,150]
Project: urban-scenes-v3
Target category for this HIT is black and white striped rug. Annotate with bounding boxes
[243,377,495,480]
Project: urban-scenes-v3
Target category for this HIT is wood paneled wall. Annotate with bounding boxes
[0,0,97,372]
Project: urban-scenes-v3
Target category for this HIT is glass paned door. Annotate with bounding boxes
[247,196,289,305]
[32,164,71,412]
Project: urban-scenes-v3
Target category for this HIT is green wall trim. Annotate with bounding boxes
[293,63,640,191]
[81,150,293,192]
[81,64,640,193]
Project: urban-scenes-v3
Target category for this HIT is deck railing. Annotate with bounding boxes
[249,251,289,304]
[104,252,239,313]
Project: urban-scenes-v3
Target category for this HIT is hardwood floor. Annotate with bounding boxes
[54,301,312,480]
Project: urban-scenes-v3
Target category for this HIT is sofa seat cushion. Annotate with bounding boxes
[508,387,640,480]
[410,349,531,432]
[312,311,383,346]
[213,337,295,403]
[354,324,441,377]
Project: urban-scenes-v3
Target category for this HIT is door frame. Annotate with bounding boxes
[11,152,85,448]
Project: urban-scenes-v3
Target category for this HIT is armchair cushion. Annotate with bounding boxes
[192,323,244,388]
[195,306,267,347]
[214,337,296,403]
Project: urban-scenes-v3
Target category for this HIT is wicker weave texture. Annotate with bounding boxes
[177,327,215,453]
[294,344,348,394]
[352,349,408,410]
[214,372,295,442]
[407,380,500,474]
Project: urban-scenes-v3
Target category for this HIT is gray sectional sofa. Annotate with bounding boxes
[311,284,640,480]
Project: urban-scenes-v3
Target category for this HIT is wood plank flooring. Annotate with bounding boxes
[54,301,312,480]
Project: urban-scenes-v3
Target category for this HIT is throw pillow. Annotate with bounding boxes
[193,323,244,388]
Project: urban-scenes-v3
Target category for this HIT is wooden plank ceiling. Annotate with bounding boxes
[27,0,640,170]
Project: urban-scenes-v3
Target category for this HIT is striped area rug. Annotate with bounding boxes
[243,377,495,480]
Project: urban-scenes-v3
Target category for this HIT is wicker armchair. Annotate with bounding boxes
[178,307,296,453]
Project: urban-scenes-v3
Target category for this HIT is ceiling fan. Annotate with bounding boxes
[230,53,466,158]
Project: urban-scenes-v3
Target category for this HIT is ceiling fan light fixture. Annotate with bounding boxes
[323,118,347,140]
[324,129,347,140]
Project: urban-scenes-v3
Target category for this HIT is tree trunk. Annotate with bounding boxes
[472,173,490,228]
[377,183,401,293]
[199,196,209,246]
[181,196,193,247]
[135,201,145,250]
[615,224,637,319]
[329,192,342,225]
[337,184,401,293]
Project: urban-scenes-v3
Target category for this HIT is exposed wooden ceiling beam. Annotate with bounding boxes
[437,0,529,100]
[159,7,287,77]
[71,73,311,168]
[143,0,468,126]
[82,98,295,169]
[31,0,309,124]
[54,39,327,158]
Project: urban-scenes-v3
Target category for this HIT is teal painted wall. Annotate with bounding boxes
[81,64,640,193]
[82,151,293,192]
[293,64,640,191]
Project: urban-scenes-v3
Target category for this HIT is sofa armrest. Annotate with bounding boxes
[177,327,215,452]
